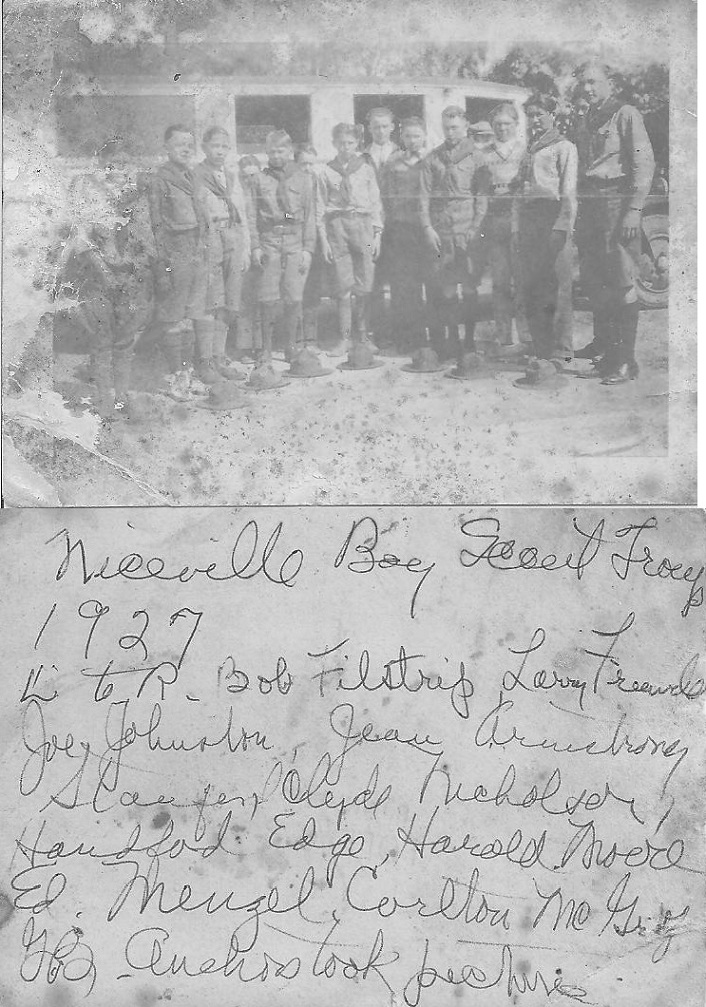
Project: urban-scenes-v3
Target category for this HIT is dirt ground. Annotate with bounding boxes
[35,300,671,507]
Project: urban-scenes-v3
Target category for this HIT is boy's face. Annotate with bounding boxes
[334,134,358,160]
[267,143,292,169]
[492,113,517,143]
[241,163,260,177]
[165,131,195,168]
[203,133,230,167]
[370,115,394,145]
[579,65,613,106]
[442,115,468,143]
[401,125,426,155]
[296,151,316,172]
[526,105,553,136]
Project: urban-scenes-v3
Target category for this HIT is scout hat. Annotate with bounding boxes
[194,380,247,410]
[286,347,333,378]
[338,342,384,371]
[401,347,446,373]
[447,351,496,381]
[513,357,568,390]
[244,362,290,391]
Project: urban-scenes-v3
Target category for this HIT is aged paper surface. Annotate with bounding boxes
[0,507,703,1005]
[1,0,697,505]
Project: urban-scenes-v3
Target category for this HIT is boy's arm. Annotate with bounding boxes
[618,105,656,212]
[248,176,261,253]
[315,170,329,244]
[471,159,491,235]
[146,174,169,262]
[419,154,434,233]
[302,176,316,254]
[554,140,578,233]
[230,172,251,251]
[367,164,383,232]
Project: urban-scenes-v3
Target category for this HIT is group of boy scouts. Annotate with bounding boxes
[59,61,656,417]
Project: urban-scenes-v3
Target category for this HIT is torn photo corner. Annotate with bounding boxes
[1,0,697,505]
[0,506,704,1006]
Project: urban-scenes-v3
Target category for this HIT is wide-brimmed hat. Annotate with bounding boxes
[447,351,496,381]
[513,357,568,390]
[338,342,384,371]
[401,347,446,373]
[287,347,333,378]
[194,380,247,410]
[244,363,290,391]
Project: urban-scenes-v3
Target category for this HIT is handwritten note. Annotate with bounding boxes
[0,508,703,1007]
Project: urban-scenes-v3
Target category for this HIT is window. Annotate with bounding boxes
[54,95,197,158]
[353,94,425,146]
[465,96,507,128]
[235,95,311,153]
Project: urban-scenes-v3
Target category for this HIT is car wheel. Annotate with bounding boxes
[637,213,668,309]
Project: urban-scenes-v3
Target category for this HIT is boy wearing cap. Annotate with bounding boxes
[249,130,316,363]
[147,124,210,398]
[419,105,490,359]
[194,126,251,380]
[317,122,383,352]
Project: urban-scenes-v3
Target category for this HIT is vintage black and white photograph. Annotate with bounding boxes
[2,0,696,505]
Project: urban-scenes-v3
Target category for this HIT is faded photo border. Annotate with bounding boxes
[1,0,697,506]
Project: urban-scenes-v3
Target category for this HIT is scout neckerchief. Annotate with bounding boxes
[328,153,366,205]
[198,162,242,224]
[514,127,565,194]
[587,97,622,133]
[263,160,300,219]
[437,137,477,167]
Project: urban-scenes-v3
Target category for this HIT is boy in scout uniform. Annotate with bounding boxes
[317,123,383,352]
[378,115,428,353]
[194,126,251,380]
[419,105,490,360]
[574,63,655,384]
[250,130,316,363]
[514,93,578,372]
[147,124,210,399]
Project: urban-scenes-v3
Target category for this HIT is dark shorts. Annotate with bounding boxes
[157,228,209,325]
[256,230,308,303]
[326,213,375,296]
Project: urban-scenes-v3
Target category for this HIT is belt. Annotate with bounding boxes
[262,223,300,234]
[328,209,371,218]
[582,176,626,190]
